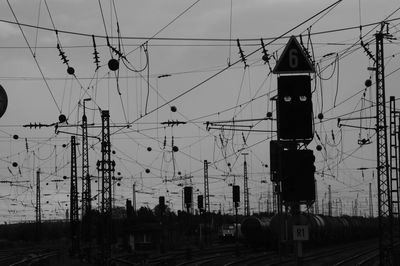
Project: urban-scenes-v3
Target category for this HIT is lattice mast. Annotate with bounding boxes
[375,24,393,265]
[35,169,41,241]
[203,160,210,213]
[81,99,91,241]
[243,153,250,216]
[81,100,91,218]
[70,136,80,254]
[389,96,400,242]
[98,110,114,263]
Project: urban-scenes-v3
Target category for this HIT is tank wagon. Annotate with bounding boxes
[240,213,378,248]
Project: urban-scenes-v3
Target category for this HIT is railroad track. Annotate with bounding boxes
[223,251,278,266]
[111,243,254,266]
[332,248,378,266]
[332,241,400,266]
[9,249,59,266]
[263,239,378,266]
[213,239,378,266]
[0,247,59,266]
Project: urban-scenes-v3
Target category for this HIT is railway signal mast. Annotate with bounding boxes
[271,35,316,207]
[271,35,316,264]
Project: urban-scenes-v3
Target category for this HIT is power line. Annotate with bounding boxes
[1,16,399,43]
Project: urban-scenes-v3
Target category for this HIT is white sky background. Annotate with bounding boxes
[0,0,399,222]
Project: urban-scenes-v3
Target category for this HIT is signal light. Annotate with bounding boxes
[270,141,297,182]
[277,75,313,141]
[159,196,165,208]
[197,195,204,210]
[280,149,316,203]
[184,186,193,206]
[233,185,240,203]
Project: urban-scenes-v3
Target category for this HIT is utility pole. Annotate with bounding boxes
[315,181,319,214]
[70,136,80,256]
[242,153,250,216]
[81,99,91,241]
[272,184,277,213]
[232,185,240,257]
[369,182,373,217]
[203,160,210,245]
[132,183,136,212]
[354,197,358,217]
[35,169,41,241]
[203,160,210,214]
[335,199,338,217]
[267,185,271,213]
[97,110,114,265]
[375,23,393,265]
[328,185,332,216]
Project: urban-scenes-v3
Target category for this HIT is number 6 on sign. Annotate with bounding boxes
[289,49,298,68]
[293,225,309,241]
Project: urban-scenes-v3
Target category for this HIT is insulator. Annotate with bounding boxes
[92,35,100,69]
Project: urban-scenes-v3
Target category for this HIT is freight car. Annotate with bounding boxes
[240,216,272,246]
[240,213,378,248]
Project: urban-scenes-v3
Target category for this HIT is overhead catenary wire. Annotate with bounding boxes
[6,0,62,114]
[111,0,346,136]
[2,15,400,43]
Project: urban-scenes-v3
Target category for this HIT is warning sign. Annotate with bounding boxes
[273,36,315,74]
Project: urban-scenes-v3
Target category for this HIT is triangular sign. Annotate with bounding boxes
[273,36,315,74]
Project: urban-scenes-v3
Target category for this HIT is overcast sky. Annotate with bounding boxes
[0,0,399,222]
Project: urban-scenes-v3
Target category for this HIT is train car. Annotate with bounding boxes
[220,224,235,240]
[240,216,272,247]
[219,223,242,241]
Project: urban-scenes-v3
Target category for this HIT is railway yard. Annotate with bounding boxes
[0,238,382,266]
[0,212,390,266]
[1,0,400,265]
